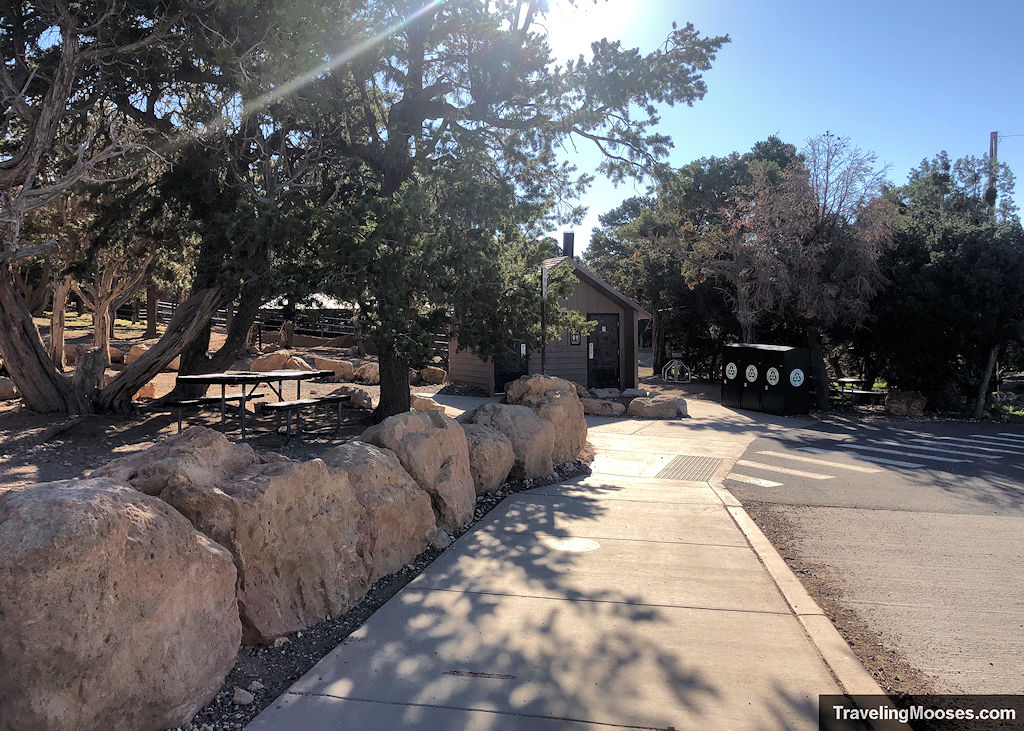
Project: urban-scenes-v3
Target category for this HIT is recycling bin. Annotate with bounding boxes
[721,344,810,415]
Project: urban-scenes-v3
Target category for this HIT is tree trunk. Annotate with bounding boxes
[73,347,106,399]
[49,275,72,370]
[374,337,410,421]
[0,266,89,413]
[972,344,1000,420]
[95,288,228,413]
[652,310,670,375]
[807,325,829,412]
[92,298,112,366]
[145,282,159,338]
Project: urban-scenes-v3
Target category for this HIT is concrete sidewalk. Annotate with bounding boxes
[248,399,872,730]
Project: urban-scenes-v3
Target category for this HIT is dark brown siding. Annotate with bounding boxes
[447,338,494,394]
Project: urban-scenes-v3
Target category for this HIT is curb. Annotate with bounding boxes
[710,481,886,697]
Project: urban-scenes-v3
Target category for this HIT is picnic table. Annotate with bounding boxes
[174,369,335,440]
[830,377,887,406]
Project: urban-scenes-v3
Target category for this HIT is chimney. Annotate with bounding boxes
[562,231,575,259]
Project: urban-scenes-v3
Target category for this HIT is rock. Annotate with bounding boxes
[126,341,178,370]
[590,387,621,399]
[409,368,424,386]
[430,530,452,550]
[411,394,446,413]
[64,343,81,363]
[466,403,555,479]
[284,355,314,371]
[569,381,591,399]
[419,366,447,385]
[247,680,265,692]
[885,390,927,418]
[107,347,125,364]
[251,349,292,372]
[581,398,626,417]
[0,478,240,731]
[622,388,648,398]
[504,374,587,464]
[164,458,372,644]
[676,397,689,417]
[126,342,151,364]
[462,424,514,495]
[359,411,475,533]
[272,637,288,648]
[133,381,158,400]
[233,687,255,706]
[993,391,1019,405]
[320,441,436,582]
[0,377,17,401]
[93,426,257,497]
[354,362,380,384]
[315,357,354,382]
[626,395,683,419]
[330,384,373,409]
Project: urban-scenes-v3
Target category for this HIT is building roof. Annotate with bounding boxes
[543,256,652,319]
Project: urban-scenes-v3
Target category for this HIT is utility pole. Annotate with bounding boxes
[986,131,998,214]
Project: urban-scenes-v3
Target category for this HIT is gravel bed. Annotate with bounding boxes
[182,458,591,731]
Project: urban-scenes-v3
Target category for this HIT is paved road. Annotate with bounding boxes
[725,418,1024,694]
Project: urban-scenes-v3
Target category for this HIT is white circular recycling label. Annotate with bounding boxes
[789,369,805,387]
[745,365,758,382]
[766,367,780,386]
[725,362,738,379]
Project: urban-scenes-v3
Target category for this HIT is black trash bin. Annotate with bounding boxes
[721,344,810,415]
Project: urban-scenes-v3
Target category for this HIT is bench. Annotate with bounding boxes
[830,387,887,407]
[164,393,266,433]
[257,395,351,441]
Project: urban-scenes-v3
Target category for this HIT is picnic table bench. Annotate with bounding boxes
[257,394,351,441]
[830,378,888,406]
[164,392,266,434]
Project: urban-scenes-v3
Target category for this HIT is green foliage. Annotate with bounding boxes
[864,153,1024,408]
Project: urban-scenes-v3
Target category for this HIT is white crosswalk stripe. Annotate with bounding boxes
[726,473,783,488]
[868,439,1002,460]
[908,437,1024,455]
[757,450,882,473]
[968,434,1024,447]
[797,447,925,468]
[842,444,967,463]
[734,459,834,480]
[997,433,1024,441]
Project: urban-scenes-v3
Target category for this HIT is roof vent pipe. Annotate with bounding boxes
[562,231,575,259]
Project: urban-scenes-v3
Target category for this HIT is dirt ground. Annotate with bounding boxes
[0,320,444,490]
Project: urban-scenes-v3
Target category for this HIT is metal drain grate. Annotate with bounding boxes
[655,455,723,481]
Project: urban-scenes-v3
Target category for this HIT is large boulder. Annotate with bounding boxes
[126,342,150,364]
[359,411,475,533]
[885,390,927,418]
[504,374,586,464]
[92,426,257,497]
[466,403,555,479]
[164,458,371,644]
[133,381,158,400]
[107,347,125,364]
[581,398,626,417]
[284,355,314,371]
[590,387,621,399]
[0,376,17,401]
[251,349,292,372]
[419,365,447,385]
[626,395,685,419]
[411,393,446,413]
[321,442,436,581]
[354,362,380,384]
[330,384,373,409]
[0,478,240,731]
[315,356,354,382]
[462,424,515,495]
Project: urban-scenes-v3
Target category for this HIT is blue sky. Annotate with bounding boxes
[543,0,1024,252]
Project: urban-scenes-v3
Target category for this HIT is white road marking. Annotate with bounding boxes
[758,450,882,473]
[797,447,924,468]
[868,439,1002,460]
[727,473,783,488]
[842,444,966,463]
[908,437,1024,455]
[997,433,1024,441]
[971,434,1024,446]
[735,459,834,480]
